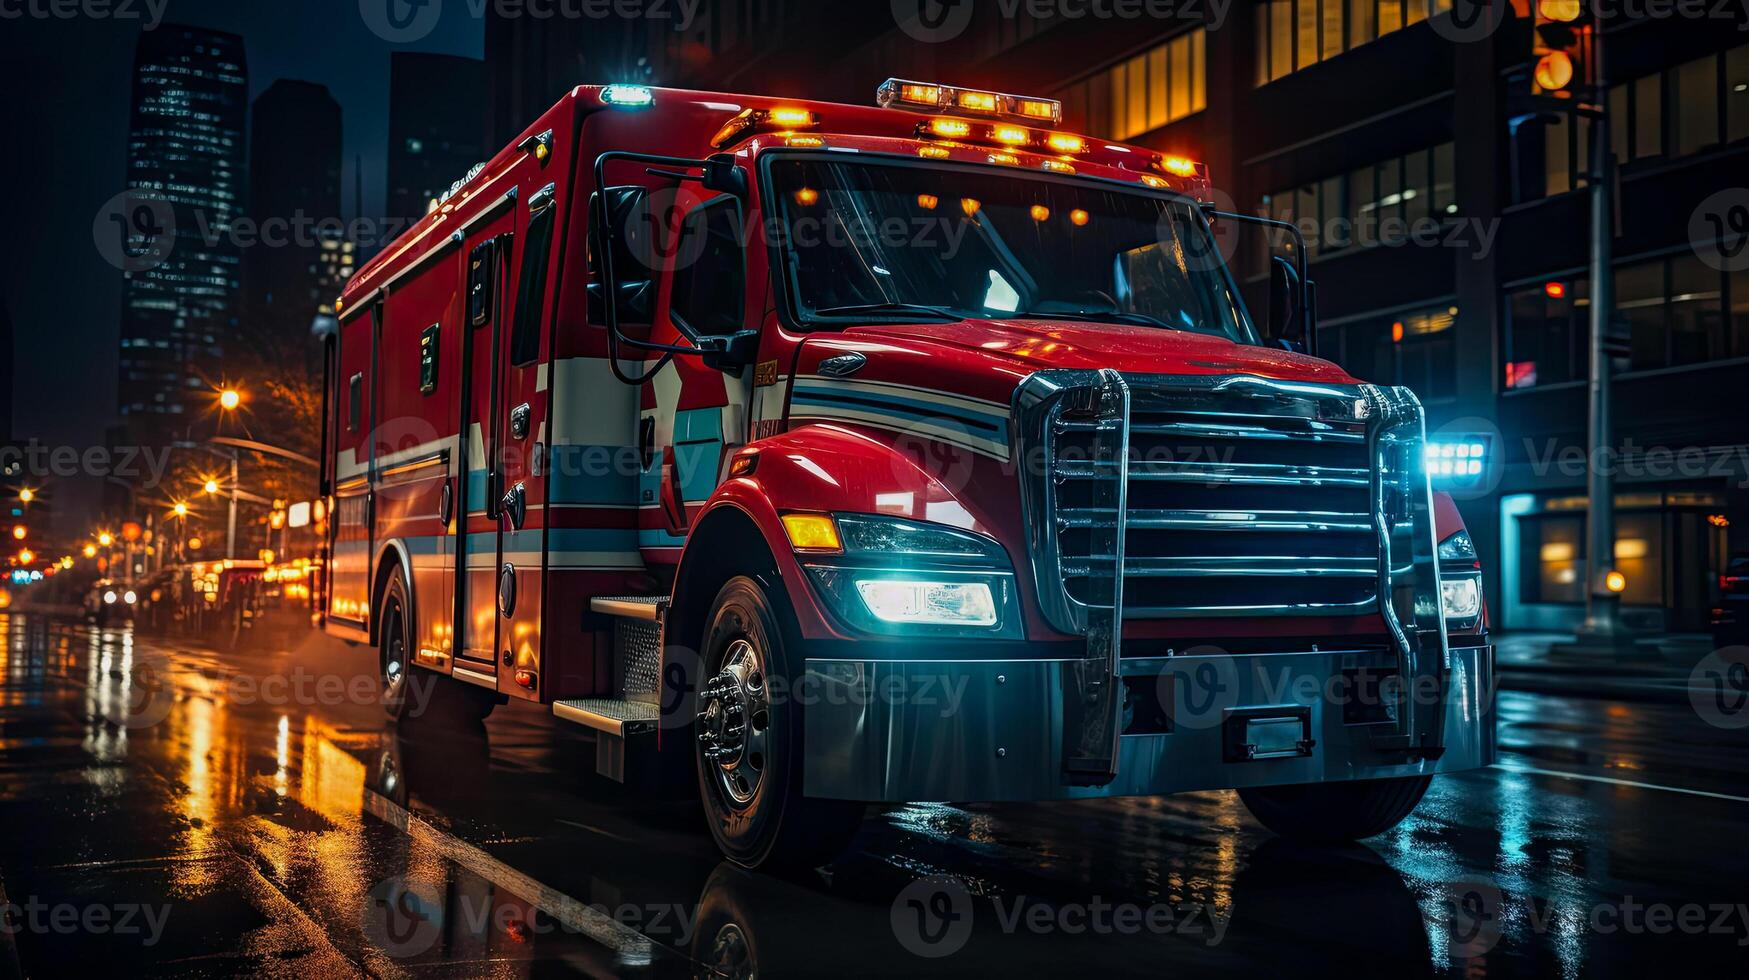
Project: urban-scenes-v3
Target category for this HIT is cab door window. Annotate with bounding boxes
[669,196,746,338]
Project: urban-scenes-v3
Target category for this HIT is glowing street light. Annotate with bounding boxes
[10,526,23,541]
[17,549,33,566]
[204,479,221,495]
[218,388,242,411]
[97,532,113,548]
[82,544,97,559]
[173,502,189,518]
[17,488,32,504]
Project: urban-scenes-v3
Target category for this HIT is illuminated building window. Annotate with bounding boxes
[1055,30,1206,140]
[1256,0,1452,86]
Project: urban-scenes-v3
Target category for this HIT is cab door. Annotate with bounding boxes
[640,193,755,559]
[493,182,560,699]
[457,213,517,675]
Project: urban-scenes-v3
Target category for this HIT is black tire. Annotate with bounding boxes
[1238,775,1433,842]
[379,567,497,724]
[694,575,862,869]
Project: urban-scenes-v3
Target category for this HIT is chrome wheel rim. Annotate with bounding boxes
[383,602,406,703]
[698,638,770,808]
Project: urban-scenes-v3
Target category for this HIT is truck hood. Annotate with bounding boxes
[842,318,1358,384]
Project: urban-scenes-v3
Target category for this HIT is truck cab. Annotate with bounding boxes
[322,79,1494,869]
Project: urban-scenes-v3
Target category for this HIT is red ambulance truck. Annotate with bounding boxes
[319,80,1495,868]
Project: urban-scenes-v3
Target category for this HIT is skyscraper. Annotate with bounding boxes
[244,79,342,350]
[387,53,485,222]
[116,25,248,439]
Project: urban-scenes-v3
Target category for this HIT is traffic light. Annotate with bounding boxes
[1532,0,1592,102]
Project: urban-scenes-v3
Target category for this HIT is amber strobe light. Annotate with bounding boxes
[876,78,1062,126]
[712,106,820,148]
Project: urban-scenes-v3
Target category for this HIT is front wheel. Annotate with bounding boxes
[694,576,862,869]
[1238,775,1432,842]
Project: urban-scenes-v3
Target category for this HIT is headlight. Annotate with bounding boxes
[796,513,1021,638]
[123,590,138,606]
[103,590,117,605]
[855,579,997,626]
[1438,529,1477,561]
[1441,575,1482,629]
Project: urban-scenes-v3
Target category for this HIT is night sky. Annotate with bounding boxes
[0,0,482,526]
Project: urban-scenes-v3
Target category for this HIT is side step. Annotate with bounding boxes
[558,595,672,781]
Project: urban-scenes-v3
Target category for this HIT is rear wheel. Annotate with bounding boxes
[379,567,498,724]
[694,576,862,869]
[1238,775,1433,842]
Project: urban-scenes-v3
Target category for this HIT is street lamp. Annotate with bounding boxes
[218,388,242,411]
[97,532,113,548]
[17,549,33,566]
[10,526,23,541]
[17,488,32,504]
[82,544,97,559]
[204,478,221,495]
[173,502,189,518]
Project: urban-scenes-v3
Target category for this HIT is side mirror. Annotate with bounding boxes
[700,330,761,374]
[587,187,654,325]
[703,153,748,198]
[1268,256,1304,350]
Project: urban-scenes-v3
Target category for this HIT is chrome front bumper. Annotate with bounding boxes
[801,645,1496,803]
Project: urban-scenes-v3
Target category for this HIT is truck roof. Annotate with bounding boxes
[341,84,1209,311]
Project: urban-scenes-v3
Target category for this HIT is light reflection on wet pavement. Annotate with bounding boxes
[0,612,1745,977]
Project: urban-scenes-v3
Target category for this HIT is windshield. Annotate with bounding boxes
[767,156,1257,343]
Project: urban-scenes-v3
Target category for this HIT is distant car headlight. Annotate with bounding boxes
[123,590,138,606]
[103,590,117,605]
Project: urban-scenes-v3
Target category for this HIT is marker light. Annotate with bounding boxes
[1140,175,1169,189]
[917,146,951,160]
[991,125,1032,145]
[927,118,972,139]
[917,194,940,209]
[1045,133,1086,154]
[1605,570,1628,593]
[782,513,843,553]
[1015,98,1062,124]
[1544,281,1567,299]
[956,91,999,113]
[1030,205,1051,222]
[1160,156,1199,177]
[712,106,820,148]
[855,580,998,627]
[1040,160,1076,174]
[987,152,1020,166]
[1070,209,1091,226]
[600,84,655,108]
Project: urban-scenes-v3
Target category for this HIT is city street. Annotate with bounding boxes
[0,613,1743,977]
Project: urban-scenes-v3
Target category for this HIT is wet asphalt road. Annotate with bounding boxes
[0,613,1746,977]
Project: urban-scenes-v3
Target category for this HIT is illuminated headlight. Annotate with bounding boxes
[855,580,997,627]
[123,590,138,606]
[800,513,1020,637]
[103,590,117,605]
[1441,575,1481,628]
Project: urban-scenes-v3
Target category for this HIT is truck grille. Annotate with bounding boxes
[1016,372,1418,631]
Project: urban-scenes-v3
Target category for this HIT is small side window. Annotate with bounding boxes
[348,373,363,431]
[468,239,498,328]
[511,191,557,366]
[669,196,746,338]
[419,324,440,394]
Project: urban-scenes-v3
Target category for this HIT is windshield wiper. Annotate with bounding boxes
[1018,309,1180,330]
[810,303,965,322]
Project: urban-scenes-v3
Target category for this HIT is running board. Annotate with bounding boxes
[554,698,660,782]
[553,698,660,736]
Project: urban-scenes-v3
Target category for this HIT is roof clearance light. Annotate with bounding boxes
[1016,99,1062,124]
[927,118,973,139]
[1040,160,1076,174]
[1160,156,1199,177]
[897,82,943,106]
[1045,133,1086,154]
[991,125,1031,146]
[712,106,820,148]
[917,146,951,160]
[1140,175,1168,189]
[988,152,1020,166]
[600,85,654,108]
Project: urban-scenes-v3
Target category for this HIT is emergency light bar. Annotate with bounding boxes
[877,78,1063,126]
[712,106,821,148]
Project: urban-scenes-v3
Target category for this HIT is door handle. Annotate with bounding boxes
[500,482,526,530]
